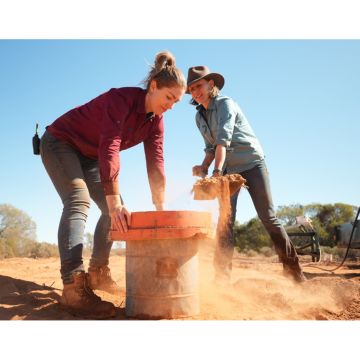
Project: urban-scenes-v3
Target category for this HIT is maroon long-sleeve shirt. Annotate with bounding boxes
[46,87,165,204]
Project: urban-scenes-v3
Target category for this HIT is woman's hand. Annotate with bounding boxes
[192,165,208,178]
[110,205,131,232]
[106,195,131,232]
[212,170,222,178]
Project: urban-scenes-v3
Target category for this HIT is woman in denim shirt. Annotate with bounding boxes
[187,66,306,283]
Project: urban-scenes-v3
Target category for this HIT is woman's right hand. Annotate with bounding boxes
[106,195,131,232]
[110,205,131,232]
[192,165,208,178]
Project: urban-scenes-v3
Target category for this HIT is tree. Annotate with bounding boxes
[233,218,271,251]
[29,242,58,258]
[275,203,356,247]
[304,203,356,246]
[233,202,356,251]
[0,204,37,258]
[276,204,305,226]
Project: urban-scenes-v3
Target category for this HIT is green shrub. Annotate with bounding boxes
[259,246,275,257]
[245,249,258,257]
[29,242,59,258]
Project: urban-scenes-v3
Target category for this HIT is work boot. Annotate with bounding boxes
[87,265,122,295]
[60,271,116,319]
[282,259,307,283]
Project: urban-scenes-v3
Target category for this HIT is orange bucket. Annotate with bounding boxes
[109,210,212,241]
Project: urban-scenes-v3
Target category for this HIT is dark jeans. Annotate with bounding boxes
[214,160,299,279]
[40,131,116,284]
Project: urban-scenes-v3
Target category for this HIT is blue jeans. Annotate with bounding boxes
[214,160,299,278]
[40,131,117,284]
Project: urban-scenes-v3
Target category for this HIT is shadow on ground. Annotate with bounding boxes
[0,275,127,320]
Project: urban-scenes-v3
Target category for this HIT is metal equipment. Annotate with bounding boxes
[334,220,360,249]
[285,216,321,262]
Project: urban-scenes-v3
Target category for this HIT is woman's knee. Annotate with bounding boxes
[63,179,91,212]
[260,214,283,232]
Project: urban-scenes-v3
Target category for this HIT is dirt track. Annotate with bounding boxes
[1,242,360,320]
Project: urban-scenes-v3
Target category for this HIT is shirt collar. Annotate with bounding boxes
[196,96,216,112]
[136,89,147,114]
[207,97,216,110]
[137,89,157,121]
[196,104,203,112]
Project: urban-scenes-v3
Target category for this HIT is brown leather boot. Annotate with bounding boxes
[87,265,122,295]
[60,271,116,319]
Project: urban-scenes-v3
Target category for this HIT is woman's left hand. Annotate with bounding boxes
[110,205,131,232]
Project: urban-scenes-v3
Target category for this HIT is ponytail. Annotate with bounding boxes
[142,50,186,91]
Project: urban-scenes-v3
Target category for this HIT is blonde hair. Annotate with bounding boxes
[190,82,220,106]
[142,51,186,91]
[209,84,220,98]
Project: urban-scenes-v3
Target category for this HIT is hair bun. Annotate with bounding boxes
[142,50,186,91]
[154,51,176,71]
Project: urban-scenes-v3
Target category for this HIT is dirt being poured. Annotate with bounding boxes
[192,174,247,200]
[192,174,247,235]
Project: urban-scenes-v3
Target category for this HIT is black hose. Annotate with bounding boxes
[304,206,360,273]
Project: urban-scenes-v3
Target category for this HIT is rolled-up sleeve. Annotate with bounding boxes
[216,99,236,147]
[98,91,129,195]
[195,114,215,154]
[143,118,166,204]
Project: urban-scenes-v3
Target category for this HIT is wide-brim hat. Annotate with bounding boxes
[186,65,225,94]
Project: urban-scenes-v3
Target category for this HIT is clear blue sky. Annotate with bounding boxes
[0,40,359,243]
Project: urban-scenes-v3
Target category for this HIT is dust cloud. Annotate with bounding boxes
[196,237,360,320]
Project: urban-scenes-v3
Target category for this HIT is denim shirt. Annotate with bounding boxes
[195,95,265,173]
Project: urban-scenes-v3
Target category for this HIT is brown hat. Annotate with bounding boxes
[186,65,225,94]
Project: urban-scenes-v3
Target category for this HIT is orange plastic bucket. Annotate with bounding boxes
[109,210,212,241]
[110,210,212,319]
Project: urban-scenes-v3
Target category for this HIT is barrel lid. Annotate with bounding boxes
[110,210,212,241]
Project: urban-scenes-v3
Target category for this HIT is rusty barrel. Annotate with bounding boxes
[109,210,212,319]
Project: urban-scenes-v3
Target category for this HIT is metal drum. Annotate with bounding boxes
[110,211,212,319]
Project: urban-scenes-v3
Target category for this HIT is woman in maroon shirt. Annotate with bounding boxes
[40,51,186,318]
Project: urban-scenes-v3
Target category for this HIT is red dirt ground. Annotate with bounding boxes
[1,238,360,321]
